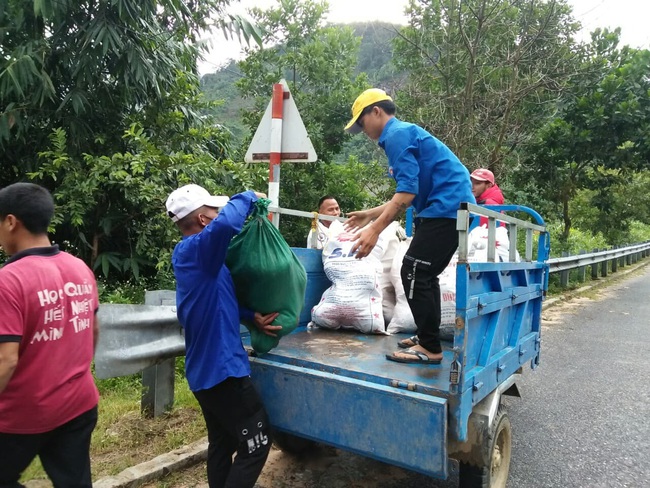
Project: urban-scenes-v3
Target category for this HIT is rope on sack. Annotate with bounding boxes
[310,212,320,249]
[311,212,319,232]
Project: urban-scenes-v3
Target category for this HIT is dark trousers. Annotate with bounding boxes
[400,218,459,354]
[0,406,97,488]
[193,376,272,488]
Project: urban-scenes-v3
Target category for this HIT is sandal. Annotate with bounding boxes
[386,349,442,365]
[397,335,419,349]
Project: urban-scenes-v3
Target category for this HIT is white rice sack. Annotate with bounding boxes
[386,239,417,335]
[310,221,387,334]
[439,251,458,327]
[468,226,519,262]
[440,226,519,339]
[379,222,401,323]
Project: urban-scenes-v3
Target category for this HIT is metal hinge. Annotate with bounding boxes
[390,380,418,391]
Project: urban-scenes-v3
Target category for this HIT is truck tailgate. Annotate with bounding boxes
[247,328,450,479]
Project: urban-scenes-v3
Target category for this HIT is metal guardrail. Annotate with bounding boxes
[546,241,650,272]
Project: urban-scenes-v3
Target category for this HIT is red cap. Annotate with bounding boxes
[470,168,495,185]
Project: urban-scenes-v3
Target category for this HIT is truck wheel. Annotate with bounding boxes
[272,430,318,454]
[459,405,512,488]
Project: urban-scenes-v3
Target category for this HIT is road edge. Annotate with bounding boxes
[93,438,208,488]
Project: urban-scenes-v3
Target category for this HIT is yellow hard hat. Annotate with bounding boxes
[344,88,393,134]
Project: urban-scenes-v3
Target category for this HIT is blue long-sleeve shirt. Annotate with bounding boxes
[172,191,258,391]
[379,118,475,218]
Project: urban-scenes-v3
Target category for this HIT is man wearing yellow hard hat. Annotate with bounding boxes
[344,88,475,366]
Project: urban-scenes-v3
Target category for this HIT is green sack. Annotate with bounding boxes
[226,198,307,354]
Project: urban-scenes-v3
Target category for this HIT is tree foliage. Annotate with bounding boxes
[0,0,259,181]
[517,29,650,242]
[0,0,262,278]
[235,0,384,245]
[30,96,235,279]
[392,0,580,175]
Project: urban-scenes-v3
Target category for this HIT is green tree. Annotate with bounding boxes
[0,0,260,183]
[392,0,580,176]
[350,21,400,84]
[570,172,650,245]
[236,0,379,245]
[200,61,253,144]
[1,0,263,279]
[237,0,367,163]
[30,88,236,279]
[518,30,650,241]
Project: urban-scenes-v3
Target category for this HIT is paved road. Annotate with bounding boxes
[506,266,650,488]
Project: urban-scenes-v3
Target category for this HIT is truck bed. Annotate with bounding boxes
[245,326,451,479]
[247,327,455,398]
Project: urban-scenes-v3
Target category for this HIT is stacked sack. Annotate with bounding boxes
[378,222,401,323]
[386,225,517,337]
[310,221,390,334]
[309,222,516,338]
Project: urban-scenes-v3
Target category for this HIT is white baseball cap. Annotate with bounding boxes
[166,184,229,222]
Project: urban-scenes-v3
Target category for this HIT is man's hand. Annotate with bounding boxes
[344,210,373,232]
[254,192,267,199]
[253,312,282,337]
[350,225,381,259]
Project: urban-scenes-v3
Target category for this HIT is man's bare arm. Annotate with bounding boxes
[372,193,415,233]
[0,342,19,395]
[350,192,415,259]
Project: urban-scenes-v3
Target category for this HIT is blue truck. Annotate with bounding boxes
[94,202,550,487]
[247,203,550,488]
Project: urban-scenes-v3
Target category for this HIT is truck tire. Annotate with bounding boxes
[272,430,318,454]
[459,405,512,488]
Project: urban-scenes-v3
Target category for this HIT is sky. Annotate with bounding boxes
[198,0,650,74]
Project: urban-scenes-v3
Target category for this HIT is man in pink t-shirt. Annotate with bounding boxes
[0,183,99,487]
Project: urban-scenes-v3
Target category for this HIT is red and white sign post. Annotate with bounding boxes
[245,80,317,227]
[268,83,284,226]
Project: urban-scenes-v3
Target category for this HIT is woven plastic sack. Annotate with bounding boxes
[226,198,307,354]
[310,221,387,335]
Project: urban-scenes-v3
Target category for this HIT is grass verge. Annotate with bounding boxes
[21,360,206,483]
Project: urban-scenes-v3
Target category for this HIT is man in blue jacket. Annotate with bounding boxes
[166,184,281,487]
[344,89,475,365]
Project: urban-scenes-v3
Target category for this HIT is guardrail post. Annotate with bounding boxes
[141,290,177,418]
[577,250,586,282]
[611,246,618,273]
[601,251,608,277]
[591,249,600,280]
[626,252,632,266]
[560,252,570,287]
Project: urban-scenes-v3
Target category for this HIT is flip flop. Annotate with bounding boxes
[386,349,442,365]
[397,335,419,349]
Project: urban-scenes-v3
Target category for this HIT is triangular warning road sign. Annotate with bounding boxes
[244,80,317,163]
